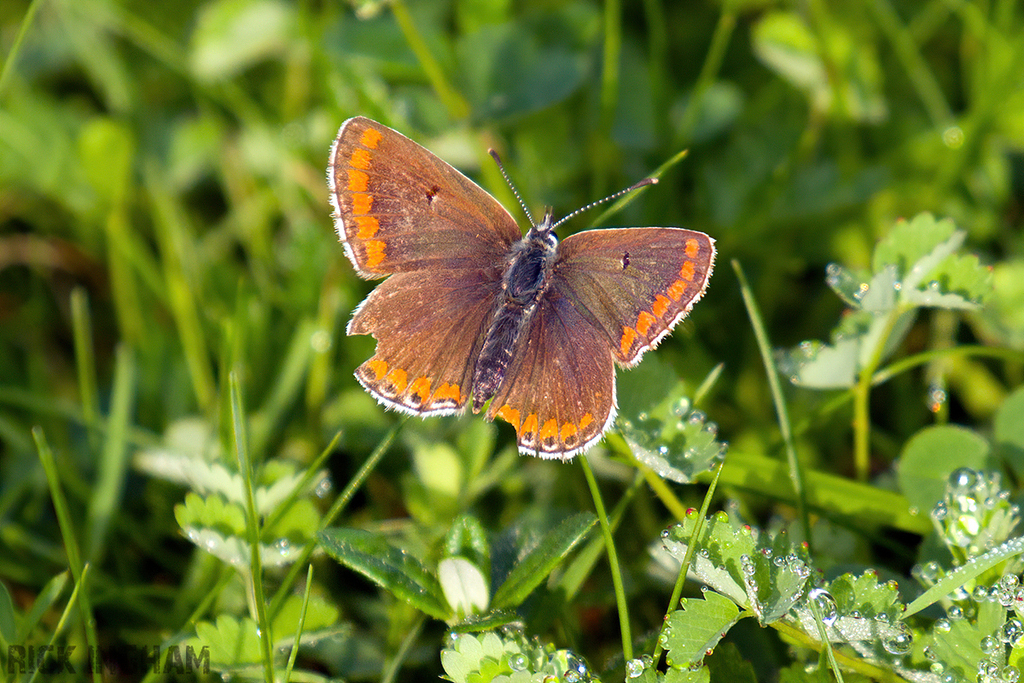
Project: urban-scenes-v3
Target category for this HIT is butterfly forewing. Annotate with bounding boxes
[554,228,715,366]
[329,117,521,278]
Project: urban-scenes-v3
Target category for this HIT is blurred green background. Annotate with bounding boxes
[2,0,1023,679]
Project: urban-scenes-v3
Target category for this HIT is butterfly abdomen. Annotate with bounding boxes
[471,224,558,411]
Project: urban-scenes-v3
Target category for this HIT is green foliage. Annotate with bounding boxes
[3,0,1024,681]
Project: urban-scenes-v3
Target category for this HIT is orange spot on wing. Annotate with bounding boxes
[385,368,408,393]
[620,326,638,356]
[636,311,656,336]
[364,240,386,267]
[349,148,372,170]
[410,376,431,400]
[347,169,368,192]
[652,295,670,318]
[351,193,373,215]
[685,238,700,259]
[667,280,686,301]
[560,422,578,442]
[355,216,379,238]
[360,127,382,149]
[540,419,558,441]
[367,358,388,380]
[579,413,594,430]
[436,383,461,402]
[521,414,539,436]
[497,405,520,427]
[679,261,695,282]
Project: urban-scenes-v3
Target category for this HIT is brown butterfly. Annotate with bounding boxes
[328,117,715,460]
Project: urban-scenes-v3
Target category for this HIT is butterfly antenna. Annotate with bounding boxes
[489,149,536,227]
[550,177,657,231]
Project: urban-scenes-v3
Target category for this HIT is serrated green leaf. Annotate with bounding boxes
[188,614,264,668]
[490,513,596,610]
[662,591,740,668]
[927,599,1005,681]
[873,213,956,276]
[828,571,904,621]
[859,264,900,313]
[902,229,965,291]
[318,528,450,620]
[663,513,810,623]
[621,402,727,483]
[662,512,755,606]
[271,593,340,637]
[175,492,246,535]
[825,263,870,308]
[896,426,993,512]
[665,665,711,683]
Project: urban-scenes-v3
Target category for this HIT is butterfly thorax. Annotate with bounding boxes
[471,213,559,412]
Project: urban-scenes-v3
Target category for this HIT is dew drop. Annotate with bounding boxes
[882,623,913,655]
[1002,619,1024,645]
[949,467,979,492]
[509,653,528,671]
[808,588,838,625]
[673,398,691,417]
[927,385,947,413]
[625,658,645,678]
[315,476,333,498]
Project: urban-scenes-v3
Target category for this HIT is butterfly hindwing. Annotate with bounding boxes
[349,268,500,415]
[485,288,616,459]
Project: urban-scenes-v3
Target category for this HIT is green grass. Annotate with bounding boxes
[2,0,1024,681]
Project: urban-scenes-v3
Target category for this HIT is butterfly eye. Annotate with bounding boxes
[622,251,630,269]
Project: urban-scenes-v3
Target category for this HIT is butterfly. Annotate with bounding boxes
[328,117,715,460]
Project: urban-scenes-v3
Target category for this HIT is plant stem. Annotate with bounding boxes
[853,307,905,481]
[732,260,812,548]
[578,454,632,660]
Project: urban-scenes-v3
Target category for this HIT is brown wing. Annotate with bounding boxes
[484,288,617,460]
[483,227,715,458]
[349,268,500,415]
[555,228,715,366]
[328,117,521,278]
